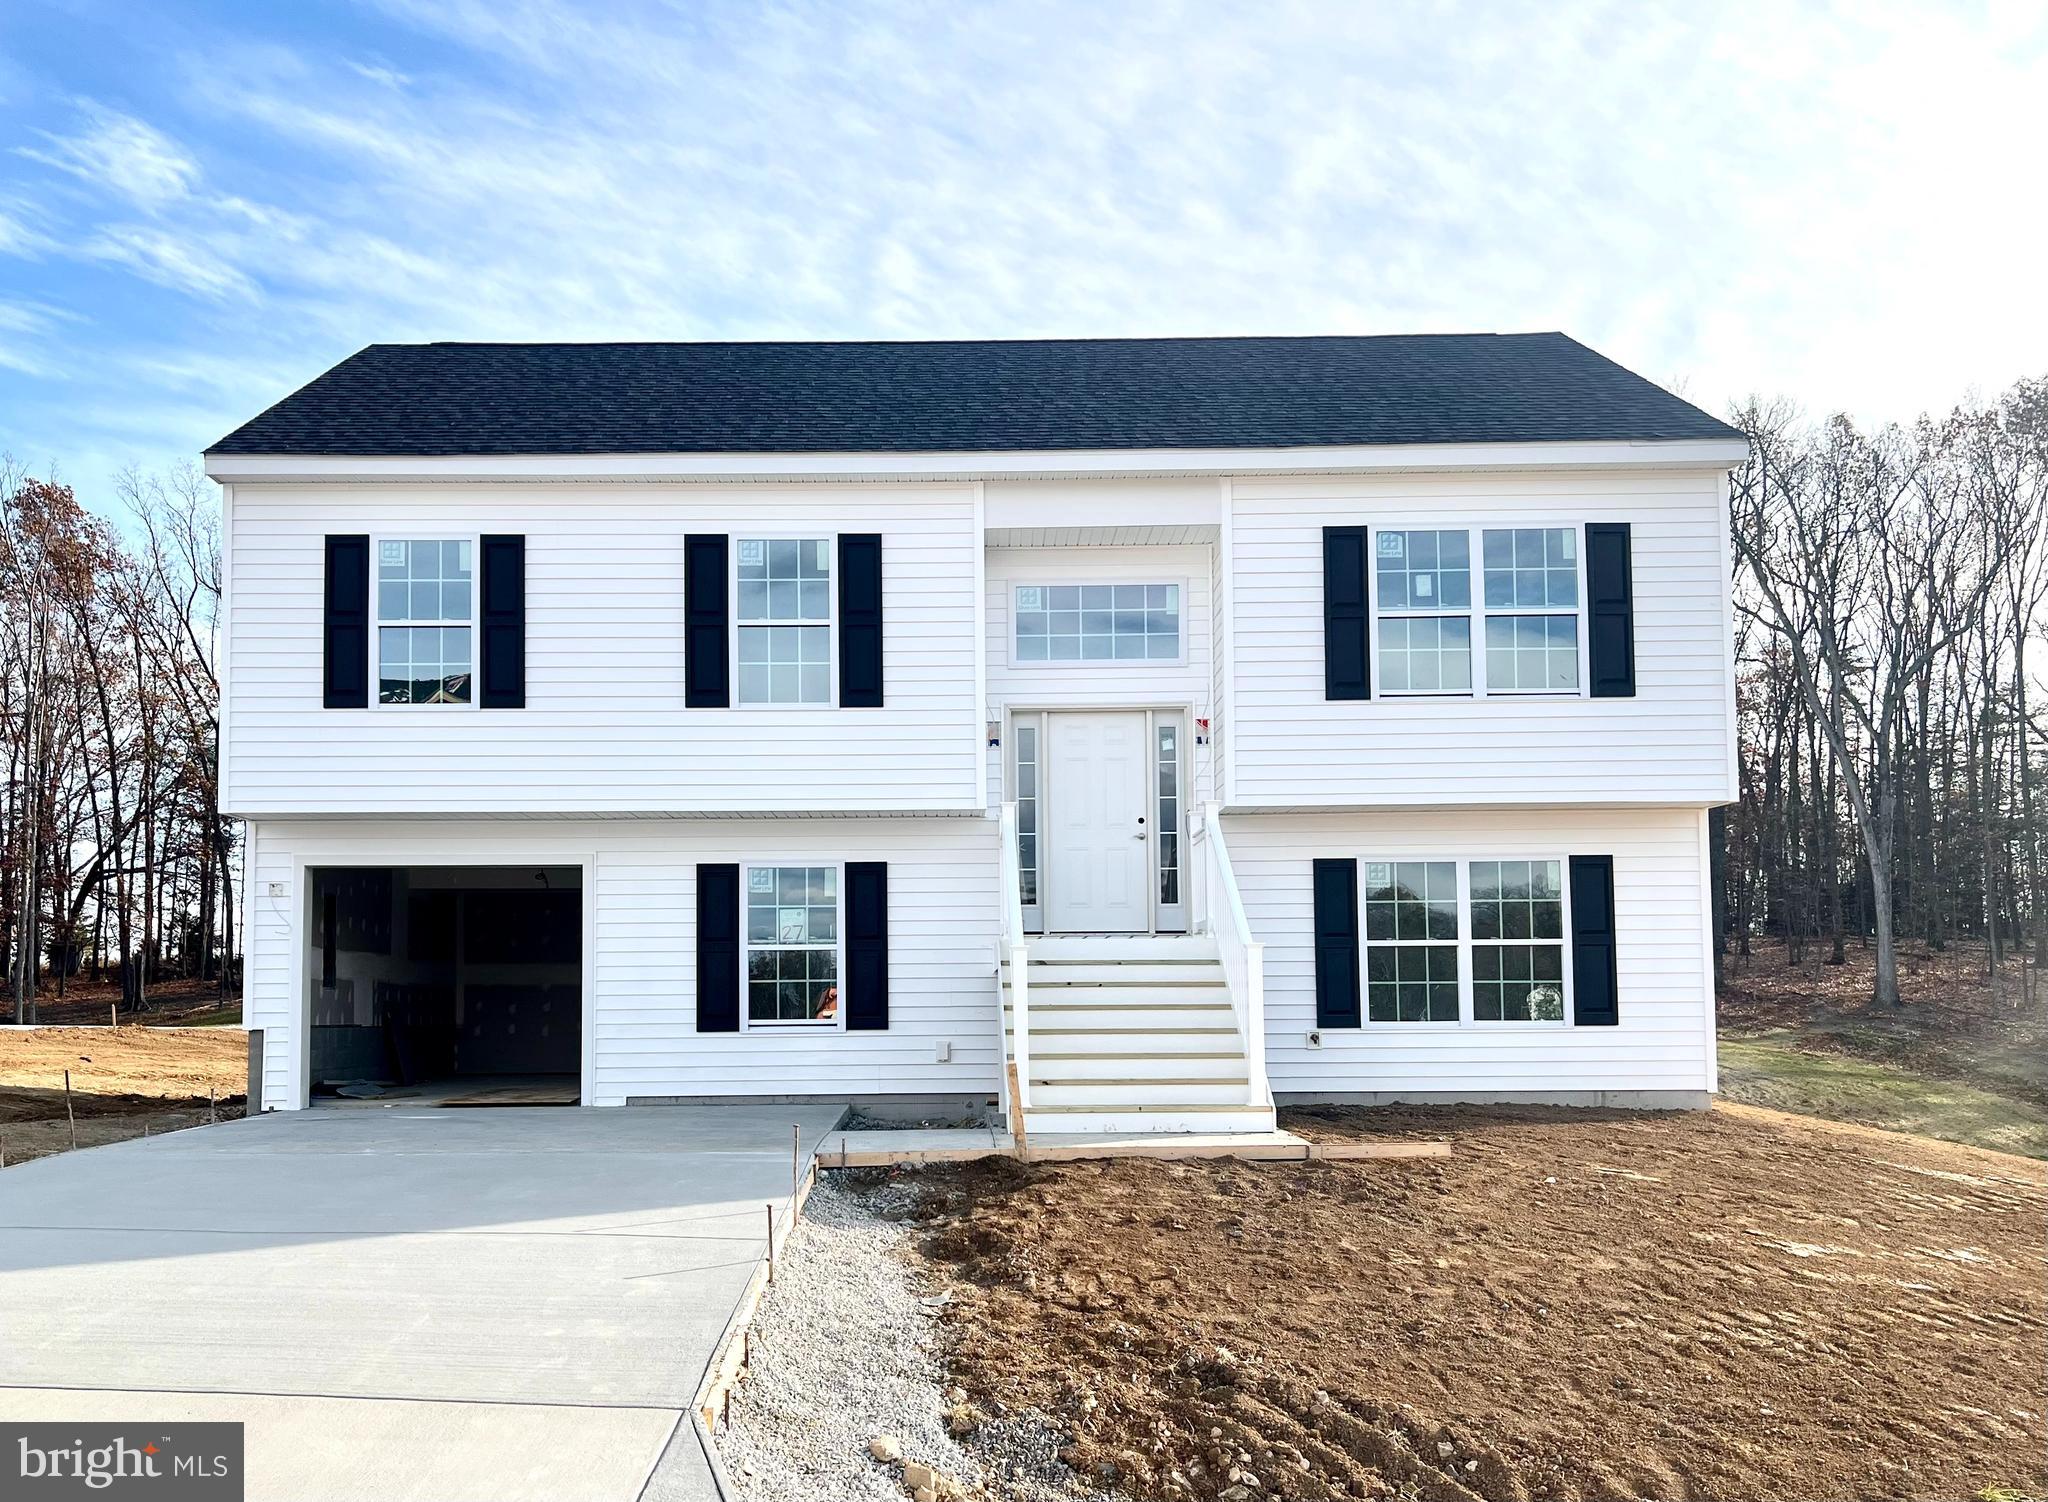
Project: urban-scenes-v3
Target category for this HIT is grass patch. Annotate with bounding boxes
[1720,1037,2048,1158]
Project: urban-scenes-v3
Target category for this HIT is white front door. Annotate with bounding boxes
[1045,711,1149,932]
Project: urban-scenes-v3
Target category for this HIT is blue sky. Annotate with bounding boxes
[2,0,2042,503]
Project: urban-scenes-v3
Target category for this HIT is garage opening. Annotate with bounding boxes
[307,865,582,1105]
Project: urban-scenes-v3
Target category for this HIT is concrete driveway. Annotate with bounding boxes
[0,1103,845,1501]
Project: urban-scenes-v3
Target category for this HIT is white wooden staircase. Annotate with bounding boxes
[998,802,1274,1137]
[1002,935,1275,1134]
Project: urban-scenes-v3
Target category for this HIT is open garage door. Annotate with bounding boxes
[307,865,582,1105]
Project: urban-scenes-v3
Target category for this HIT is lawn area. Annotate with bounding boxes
[1719,1037,2048,1157]
[901,1102,2048,1502]
[1717,941,2047,1157]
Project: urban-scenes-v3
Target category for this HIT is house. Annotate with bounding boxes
[206,334,1745,1134]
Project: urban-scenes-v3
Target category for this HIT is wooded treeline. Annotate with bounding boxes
[1722,376,2047,1006]
[2,460,231,1021]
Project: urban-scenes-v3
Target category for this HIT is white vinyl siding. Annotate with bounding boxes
[1228,806,1713,1097]
[1225,469,1735,806]
[243,815,1000,1111]
[222,484,982,815]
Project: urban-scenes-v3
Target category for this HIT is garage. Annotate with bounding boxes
[306,865,583,1104]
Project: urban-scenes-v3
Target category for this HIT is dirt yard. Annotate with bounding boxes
[19,975,241,1027]
[1718,941,2048,1156]
[902,1103,2048,1502]
[0,1025,249,1166]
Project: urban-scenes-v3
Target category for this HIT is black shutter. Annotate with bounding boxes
[1323,526,1371,700]
[1585,523,1636,698]
[479,534,525,708]
[1569,854,1619,1026]
[695,864,740,1033]
[844,861,889,1030]
[323,535,369,708]
[838,533,883,708]
[1312,858,1361,1028]
[684,534,730,708]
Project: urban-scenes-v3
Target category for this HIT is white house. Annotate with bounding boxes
[207,334,1746,1134]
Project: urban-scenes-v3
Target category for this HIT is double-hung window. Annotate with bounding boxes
[1357,857,1570,1024]
[1373,531,1472,693]
[745,865,839,1025]
[376,539,473,705]
[1481,528,1581,693]
[1373,526,1584,697]
[1470,859,1567,1020]
[1363,861,1459,1021]
[737,538,832,705]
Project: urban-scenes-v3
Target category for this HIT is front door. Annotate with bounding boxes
[1044,711,1149,932]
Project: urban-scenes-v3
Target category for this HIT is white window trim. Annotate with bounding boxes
[1008,577,1189,671]
[731,532,838,710]
[740,860,845,1031]
[1367,523,1590,701]
[370,532,480,712]
[1355,854,1575,1028]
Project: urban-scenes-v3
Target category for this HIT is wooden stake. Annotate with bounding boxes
[110,1004,117,1029]
[765,1203,775,1284]
[791,1123,800,1201]
[209,1086,217,1124]
[64,1070,77,1150]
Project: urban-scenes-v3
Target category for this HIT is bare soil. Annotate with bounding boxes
[18,975,242,1027]
[903,1102,2048,1502]
[0,1025,249,1166]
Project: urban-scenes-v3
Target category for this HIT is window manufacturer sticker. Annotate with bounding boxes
[1016,586,1041,610]
[749,868,774,893]
[380,540,406,565]
[1364,862,1392,886]
[1377,533,1405,557]
[739,539,766,567]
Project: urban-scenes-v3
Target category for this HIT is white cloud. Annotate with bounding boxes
[18,102,201,208]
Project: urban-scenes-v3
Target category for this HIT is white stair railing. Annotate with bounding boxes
[998,801,1031,1130]
[1198,804,1269,1109]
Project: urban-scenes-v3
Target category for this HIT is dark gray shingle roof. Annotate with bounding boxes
[207,333,1739,456]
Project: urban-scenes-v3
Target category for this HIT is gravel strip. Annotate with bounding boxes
[718,1171,1084,1502]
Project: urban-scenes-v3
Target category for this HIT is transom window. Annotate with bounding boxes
[1373,526,1583,697]
[1014,584,1179,662]
[746,865,839,1024]
[1356,857,1570,1024]
[738,539,832,705]
[376,539,473,705]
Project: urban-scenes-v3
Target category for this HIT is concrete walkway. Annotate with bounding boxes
[0,1103,845,1502]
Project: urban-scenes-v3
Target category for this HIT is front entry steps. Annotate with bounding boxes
[1003,934,1275,1135]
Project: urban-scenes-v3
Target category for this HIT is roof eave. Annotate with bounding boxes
[203,435,1751,485]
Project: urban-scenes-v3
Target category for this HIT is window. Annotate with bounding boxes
[377,539,473,705]
[1470,859,1567,1020]
[1362,861,1459,1021]
[1370,525,1586,697]
[1014,584,1179,662]
[1354,857,1570,1024]
[746,866,839,1024]
[1156,720,1180,905]
[1015,723,1040,906]
[738,539,832,704]
[1374,530,1471,693]
[1482,528,1580,693]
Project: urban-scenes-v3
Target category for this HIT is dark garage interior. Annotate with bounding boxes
[307,865,582,1103]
